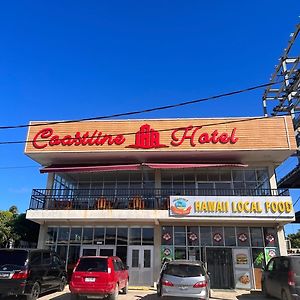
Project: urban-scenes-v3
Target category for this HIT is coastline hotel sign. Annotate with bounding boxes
[31,124,239,149]
[169,196,294,218]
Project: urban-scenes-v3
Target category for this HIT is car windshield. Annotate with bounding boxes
[164,263,205,277]
[76,258,108,272]
[0,250,28,271]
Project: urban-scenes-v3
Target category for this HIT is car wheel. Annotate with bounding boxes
[262,282,270,298]
[157,285,161,297]
[121,280,128,294]
[26,282,40,300]
[281,290,289,300]
[58,276,67,292]
[109,284,119,300]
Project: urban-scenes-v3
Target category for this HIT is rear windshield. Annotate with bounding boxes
[76,258,108,272]
[291,258,300,275]
[0,250,28,271]
[164,264,205,277]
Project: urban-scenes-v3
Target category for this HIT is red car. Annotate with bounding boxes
[69,256,129,300]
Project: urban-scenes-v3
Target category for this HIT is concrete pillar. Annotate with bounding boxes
[153,224,161,286]
[37,224,47,249]
[277,225,287,255]
[46,173,55,189]
[155,170,161,189]
[268,164,278,190]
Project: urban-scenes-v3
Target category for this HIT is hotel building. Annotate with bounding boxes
[25,116,296,289]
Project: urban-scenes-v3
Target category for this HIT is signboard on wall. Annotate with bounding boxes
[169,196,294,219]
[25,117,296,153]
[232,249,252,289]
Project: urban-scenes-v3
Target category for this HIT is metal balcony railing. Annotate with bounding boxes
[28,188,289,211]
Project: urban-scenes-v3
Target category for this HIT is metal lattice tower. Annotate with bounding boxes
[263,23,300,118]
[262,23,300,188]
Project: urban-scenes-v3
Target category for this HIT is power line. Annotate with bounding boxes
[0,166,38,170]
[0,112,297,146]
[0,80,284,130]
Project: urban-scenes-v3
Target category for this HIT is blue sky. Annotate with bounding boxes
[0,1,299,233]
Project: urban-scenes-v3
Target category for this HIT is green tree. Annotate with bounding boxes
[287,230,300,248]
[9,205,18,216]
[0,206,39,248]
[0,210,15,247]
[12,213,39,245]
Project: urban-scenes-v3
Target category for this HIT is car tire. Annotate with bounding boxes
[58,276,67,292]
[281,290,289,300]
[26,282,40,300]
[109,284,119,300]
[262,282,270,298]
[121,280,128,294]
[157,285,161,297]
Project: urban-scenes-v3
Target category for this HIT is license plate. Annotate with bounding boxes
[0,273,10,279]
[85,277,96,282]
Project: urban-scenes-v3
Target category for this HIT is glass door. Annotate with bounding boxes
[127,246,153,286]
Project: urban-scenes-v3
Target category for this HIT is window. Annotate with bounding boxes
[53,255,63,266]
[212,227,224,246]
[46,227,57,244]
[250,227,264,247]
[144,249,151,268]
[30,252,42,266]
[252,248,265,269]
[113,260,121,271]
[237,227,250,247]
[174,227,186,246]
[267,259,274,271]
[187,227,199,246]
[57,227,70,244]
[105,228,116,245]
[117,228,128,245]
[129,228,141,245]
[174,247,186,260]
[161,226,173,245]
[42,252,51,265]
[142,228,154,245]
[76,258,108,272]
[264,228,278,247]
[70,227,82,244]
[82,228,93,244]
[200,227,212,246]
[68,246,81,265]
[224,227,236,246]
[280,258,289,271]
[116,246,127,264]
[94,228,105,245]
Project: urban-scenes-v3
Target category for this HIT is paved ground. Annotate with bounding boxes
[32,286,272,300]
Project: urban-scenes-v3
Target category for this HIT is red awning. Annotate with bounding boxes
[40,164,141,173]
[143,163,248,169]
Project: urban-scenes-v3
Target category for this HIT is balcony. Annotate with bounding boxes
[29,188,289,211]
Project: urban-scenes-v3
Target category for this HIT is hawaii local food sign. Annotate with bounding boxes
[169,196,294,218]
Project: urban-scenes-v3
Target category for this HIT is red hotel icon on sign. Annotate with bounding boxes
[126,124,169,149]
